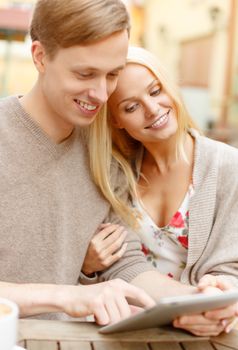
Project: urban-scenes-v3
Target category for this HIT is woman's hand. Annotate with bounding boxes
[82,223,128,276]
[198,275,238,333]
[173,275,238,336]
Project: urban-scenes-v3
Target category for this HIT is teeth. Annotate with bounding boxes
[151,114,167,128]
[77,100,97,111]
[146,110,170,129]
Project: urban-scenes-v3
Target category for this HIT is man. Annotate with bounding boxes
[0,0,158,324]
[0,0,223,333]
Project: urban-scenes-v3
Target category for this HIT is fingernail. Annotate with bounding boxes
[225,326,231,333]
[221,319,228,327]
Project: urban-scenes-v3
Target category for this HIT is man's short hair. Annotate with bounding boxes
[30,0,130,58]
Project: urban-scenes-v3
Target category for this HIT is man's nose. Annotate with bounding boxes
[88,78,108,104]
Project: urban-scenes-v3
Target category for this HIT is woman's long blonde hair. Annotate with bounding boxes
[87,47,199,227]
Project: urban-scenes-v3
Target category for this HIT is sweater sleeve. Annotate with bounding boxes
[98,160,156,283]
[190,141,238,288]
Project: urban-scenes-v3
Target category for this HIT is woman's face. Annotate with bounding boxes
[108,63,178,145]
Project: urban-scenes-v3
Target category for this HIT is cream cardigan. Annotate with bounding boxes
[179,130,238,287]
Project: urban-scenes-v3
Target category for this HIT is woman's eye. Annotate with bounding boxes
[150,87,161,96]
[125,103,138,113]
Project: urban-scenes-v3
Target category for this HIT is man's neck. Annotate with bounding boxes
[19,84,74,144]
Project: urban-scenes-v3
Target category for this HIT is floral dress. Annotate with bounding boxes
[134,185,194,280]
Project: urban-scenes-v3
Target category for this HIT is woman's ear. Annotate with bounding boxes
[31,41,47,73]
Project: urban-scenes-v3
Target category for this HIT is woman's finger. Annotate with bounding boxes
[173,317,224,336]
[177,325,224,337]
[102,230,128,256]
[102,226,127,247]
[205,303,238,320]
[103,243,128,267]
[225,317,238,333]
[92,224,120,244]
[176,313,218,326]
[198,275,232,291]
[198,275,217,289]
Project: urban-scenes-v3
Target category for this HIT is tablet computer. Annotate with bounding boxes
[100,290,238,334]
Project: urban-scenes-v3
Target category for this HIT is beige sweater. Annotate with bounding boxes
[0,96,154,297]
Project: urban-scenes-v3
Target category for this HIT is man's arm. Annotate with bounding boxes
[0,279,155,324]
[0,281,61,317]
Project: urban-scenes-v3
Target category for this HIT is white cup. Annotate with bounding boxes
[0,298,19,350]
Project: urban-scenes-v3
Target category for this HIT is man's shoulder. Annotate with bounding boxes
[0,95,16,105]
[0,95,18,115]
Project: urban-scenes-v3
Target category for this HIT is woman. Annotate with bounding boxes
[82,47,238,335]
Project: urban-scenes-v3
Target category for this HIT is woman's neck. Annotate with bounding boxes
[142,132,194,175]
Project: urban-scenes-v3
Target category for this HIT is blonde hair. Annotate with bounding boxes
[88,47,199,227]
[30,0,130,58]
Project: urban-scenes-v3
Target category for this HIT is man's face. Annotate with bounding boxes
[34,30,128,130]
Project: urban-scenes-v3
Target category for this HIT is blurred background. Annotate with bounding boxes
[0,0,237,144]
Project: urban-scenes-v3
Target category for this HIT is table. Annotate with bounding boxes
[18,319,238,350]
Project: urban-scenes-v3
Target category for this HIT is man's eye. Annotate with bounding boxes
[150,87,161,96]
[108,72,119,78]
[76,72,93,79]
[125,103,138,113]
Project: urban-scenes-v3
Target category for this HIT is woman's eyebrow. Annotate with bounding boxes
[147,79,159,89]
[117,79,159,107]
[117,96,136,107]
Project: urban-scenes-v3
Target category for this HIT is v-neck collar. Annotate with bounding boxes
[10,95,77,158]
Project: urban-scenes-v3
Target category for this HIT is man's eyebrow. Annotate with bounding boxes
[117,79,159,107]
[111,65,125,72]
[71,64,125,72]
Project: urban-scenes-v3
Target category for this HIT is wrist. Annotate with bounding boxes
[8,283,63,316]
[53,284,74,313]
[79,271,99,285]
[82,271,97,278]
[82,266,96,276]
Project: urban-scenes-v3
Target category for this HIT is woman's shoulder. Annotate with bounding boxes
[190,129,238,189]
[191,129,238,164]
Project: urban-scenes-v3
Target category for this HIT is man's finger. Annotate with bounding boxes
[122,282,155,308]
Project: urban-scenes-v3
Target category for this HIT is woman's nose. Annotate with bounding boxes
[144,100,159,119]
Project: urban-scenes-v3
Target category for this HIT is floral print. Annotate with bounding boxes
[134,185,194,280]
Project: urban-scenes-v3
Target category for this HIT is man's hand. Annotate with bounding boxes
[60,278,155,325]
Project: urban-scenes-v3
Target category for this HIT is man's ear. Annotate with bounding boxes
[31,41,47,73]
